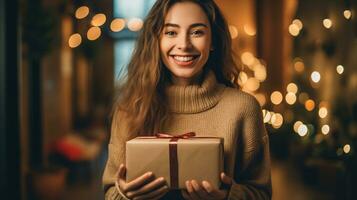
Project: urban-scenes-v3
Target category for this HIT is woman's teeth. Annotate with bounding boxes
[173,56,196,62]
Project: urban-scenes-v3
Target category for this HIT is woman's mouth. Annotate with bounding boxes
[170,55,199,66]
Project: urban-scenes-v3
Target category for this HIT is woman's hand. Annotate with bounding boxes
[115,164,169,200]
[181,172,233,200]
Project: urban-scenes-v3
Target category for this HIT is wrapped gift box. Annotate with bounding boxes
[126,133,224,189]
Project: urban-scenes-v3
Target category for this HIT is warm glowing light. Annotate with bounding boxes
[128,18,143,31]
[271,113,284,129]
[298,124,308,137]
[319,107,328,118]
[294,61,305,73]
[289,24,300,36]
[336,65,344,74]
[305,99,315,111]
[271,91,283,105]
[299,93,309,104]
[229,25,238,39]
[241,52,255,66]
[68,33,82,48]
[254,65,267,82]
[292,19,303,30]
[244,25,256,36]
[343,144,351,154]
[287,83,298,94]
[238,72,248,86]
[75,6,89,19]
[244,78,260,92]
[263,110,272,123]
[87,26,101,40]
[321,125,330,135]
[344,10,352,19]
[323,18,332,29]
[91,13,106,26]
[294,121,303,133]
[311,71,321,83]
[285,92,297,105]
[110,18,125,32]
[255,93,266,106]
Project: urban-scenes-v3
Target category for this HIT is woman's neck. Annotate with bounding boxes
[169,70,205,86]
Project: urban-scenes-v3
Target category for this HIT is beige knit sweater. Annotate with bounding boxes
[102,71,272,200]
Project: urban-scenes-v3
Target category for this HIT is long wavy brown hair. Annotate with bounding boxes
[111,0,240,139]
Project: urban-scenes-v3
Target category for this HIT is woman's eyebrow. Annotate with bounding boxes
[163,23,208,28]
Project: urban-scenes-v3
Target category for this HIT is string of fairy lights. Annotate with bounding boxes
[68,5,144,48]
[229,6,354,156]
[281,7,354,155]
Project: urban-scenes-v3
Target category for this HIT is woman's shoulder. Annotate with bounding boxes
[220,87,262,115]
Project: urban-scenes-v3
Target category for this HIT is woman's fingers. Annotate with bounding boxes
[132,184,169,200]
[201,181,214,193]
[117,164,126,181]
[116,164,127,191]
[202,181,225,199]
[126,177,166,197]
[124,171,155,193]
[191,180,212,199]
[185,180,201,200]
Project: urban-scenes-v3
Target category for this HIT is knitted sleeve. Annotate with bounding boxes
[102,110,130,200]
[228,95,272,200]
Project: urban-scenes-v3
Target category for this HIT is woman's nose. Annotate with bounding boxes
[177,34,192,50]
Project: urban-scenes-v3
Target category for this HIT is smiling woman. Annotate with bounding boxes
[159,2,212,85]
[103,0,272,200]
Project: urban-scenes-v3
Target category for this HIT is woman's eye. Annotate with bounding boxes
[191,30,204,37]
[164,31,177,37]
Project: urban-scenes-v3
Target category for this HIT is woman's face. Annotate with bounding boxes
[159,1,212,85]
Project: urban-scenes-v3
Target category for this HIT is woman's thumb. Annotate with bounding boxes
[221,172,232,185]
[117,163,126,180]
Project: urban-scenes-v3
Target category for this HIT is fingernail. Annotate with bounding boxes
[147,172,153,176]
[158,177,164,181]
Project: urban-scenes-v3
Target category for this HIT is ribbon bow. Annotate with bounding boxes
[155,132,196,139]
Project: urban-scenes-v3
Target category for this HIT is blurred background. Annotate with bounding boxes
[1,0,357,199]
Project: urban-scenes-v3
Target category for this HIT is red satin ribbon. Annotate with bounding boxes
[156,132,195,188]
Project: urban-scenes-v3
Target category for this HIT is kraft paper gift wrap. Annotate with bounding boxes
[125,132,224,189]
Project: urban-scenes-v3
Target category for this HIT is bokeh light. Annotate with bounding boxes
[305,99,315,111]
[75,6,89,19]
[128,18,144,32]
[229,25,238,39]
[323,18,332,29]
[91,13,107,27]
[321,124,330,135]
[287,83,298,94]
[319,107,328,118]
[311,71,321,83]
[343,10,352,19]
[336,65,344,74]
[285,92,297,105]
[68,33,82,48]
[110,18,126,32]
[87,26,101,40]
[271,91,283,105]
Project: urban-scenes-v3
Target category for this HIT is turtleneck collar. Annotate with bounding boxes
[165,70,226,114]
